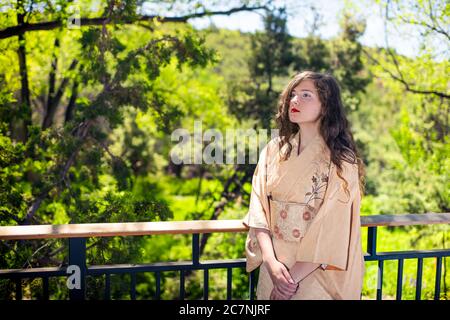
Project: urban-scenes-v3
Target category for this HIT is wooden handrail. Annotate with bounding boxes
[0,213,449,240]
[361,213,450,227]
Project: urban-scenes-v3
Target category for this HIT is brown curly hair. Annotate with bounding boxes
[275,70,366,198]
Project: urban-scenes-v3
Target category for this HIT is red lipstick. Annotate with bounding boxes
[291,107,300,113]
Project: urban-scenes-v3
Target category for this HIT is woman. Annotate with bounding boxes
[242,70,366,300]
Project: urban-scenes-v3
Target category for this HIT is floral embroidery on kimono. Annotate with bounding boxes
[269,156,331,242]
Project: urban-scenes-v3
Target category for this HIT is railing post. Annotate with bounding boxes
[15,279,22,300]
[226,268,232,300]
[396,259,404,300]
[434,257,442,300]
[416,258,423,300]
[179,270,185,300]
[377,260,384,300]
[367,227,377,256]
[68,237,86,300]
[192,234,200,266]
[249,270,256,300]
[203,269,209,300]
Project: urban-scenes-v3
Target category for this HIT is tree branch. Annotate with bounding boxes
[370,2,450,100]
[362,48,450,99]
[385,0,450,42]
[397,15,450,42]
[0,5,269,40]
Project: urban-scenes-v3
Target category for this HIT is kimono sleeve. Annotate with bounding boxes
[242,143,272,272]
[242,144,271,231]
[295,162,360,271]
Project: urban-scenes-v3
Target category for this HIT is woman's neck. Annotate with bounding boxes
[298,122,320,151]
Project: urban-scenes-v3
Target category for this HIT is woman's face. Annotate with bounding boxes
[288,79,322,125]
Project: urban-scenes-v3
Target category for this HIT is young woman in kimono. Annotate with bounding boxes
[243,71,366,300]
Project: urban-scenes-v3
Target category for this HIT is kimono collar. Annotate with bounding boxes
[288,131,328,156]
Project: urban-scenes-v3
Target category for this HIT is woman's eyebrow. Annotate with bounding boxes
[293,89,314,93]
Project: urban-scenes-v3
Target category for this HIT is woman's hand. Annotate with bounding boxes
[265,258,298,300]
[253,228,298,299]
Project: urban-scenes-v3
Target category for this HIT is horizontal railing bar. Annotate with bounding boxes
[0,213,449,240]
[364,249,450,261]
[3,249,449,279]
[88,260,247,275]
[0,259,248,279]
[0,267,66,278]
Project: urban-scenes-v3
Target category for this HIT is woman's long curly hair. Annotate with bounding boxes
[275,70,366,197]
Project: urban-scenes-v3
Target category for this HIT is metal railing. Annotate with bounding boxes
[0,213,449,300]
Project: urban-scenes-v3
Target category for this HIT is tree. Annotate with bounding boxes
[228,6,295,129]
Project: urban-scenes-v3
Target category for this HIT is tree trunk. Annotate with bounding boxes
[42,38,59,129]
[64,80,79,123]
[14,1,31,142]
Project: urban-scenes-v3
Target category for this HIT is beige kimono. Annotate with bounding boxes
[242,131,365,300]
